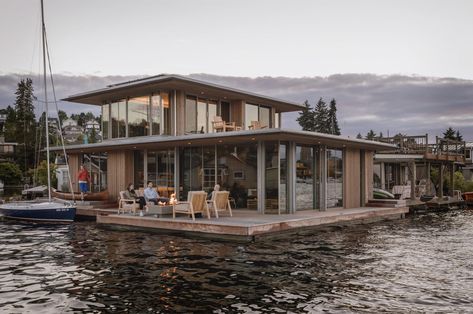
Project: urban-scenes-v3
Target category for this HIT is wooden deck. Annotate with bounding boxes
[96,207,409,241]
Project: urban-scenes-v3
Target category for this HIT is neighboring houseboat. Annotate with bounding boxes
[461,142,473,181]
[51,74,394,214]
[373,134,466,200]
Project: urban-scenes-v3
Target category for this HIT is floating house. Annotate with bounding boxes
[373,134,466,200]
[53,74,394,214]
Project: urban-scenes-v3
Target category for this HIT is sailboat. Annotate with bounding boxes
[0,0,76,222]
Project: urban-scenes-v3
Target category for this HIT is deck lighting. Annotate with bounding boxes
[187,142,191,145]
[251,137,256,140]
[218,140,223,143]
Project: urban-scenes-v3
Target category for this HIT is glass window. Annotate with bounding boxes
[327,148,343,208]
[208,100,217,133]
[147,149,175,197]
[220,101,230,122]
[128,96,149,137]
[134,151,144,188]
[197,99,207,133]
[265,142,279,213]
[259,106,271,128]
[151,94,161,135]
[161,92,171,135]
[296,146,315,210]
[279,143,288,213]
[180,146,203,199]
[102,104,109,140]
[185,96,197,134]
[275,112,280,128]
[111,100,126,138]
[245,103,259,130]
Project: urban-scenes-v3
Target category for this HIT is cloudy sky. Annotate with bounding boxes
[0,0,472,140]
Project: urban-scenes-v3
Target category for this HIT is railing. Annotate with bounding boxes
[376,134,466,159]
[376,134,429,154]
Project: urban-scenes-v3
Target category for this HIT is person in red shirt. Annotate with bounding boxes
[77,165,90,201]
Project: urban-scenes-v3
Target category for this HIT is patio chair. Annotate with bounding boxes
[212,116,236,132]
[248,121,267,130]
[173,191,210,221]
[118,191,140,214]
[208,191,233,218]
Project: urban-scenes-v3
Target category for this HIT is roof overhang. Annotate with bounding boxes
[374,154,424,162]
[62,74,304,113]
[50,128,396,154]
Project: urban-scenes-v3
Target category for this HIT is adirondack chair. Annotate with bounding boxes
[248,120,267,130]
[118,190,140,214]
[173,191,210,221]
[207,191,233,218]
[212,116,237,132]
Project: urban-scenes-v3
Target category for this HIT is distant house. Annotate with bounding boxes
[62,118,78,127]
[0,109,7,133]
[85,120,100,132]
[63,125,84,143]
[0,136,17,162]
[462,142,473,181]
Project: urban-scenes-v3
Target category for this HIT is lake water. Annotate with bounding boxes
[1,209,472,313]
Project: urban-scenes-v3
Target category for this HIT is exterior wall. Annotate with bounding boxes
[107,151,134,201]
[364,151,374,203]
[343,148,361,209]
[175,90,185,136]
[69,154,80,192]
[231,100,244,128]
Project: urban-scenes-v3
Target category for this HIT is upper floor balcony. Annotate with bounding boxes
[63,74,304,142]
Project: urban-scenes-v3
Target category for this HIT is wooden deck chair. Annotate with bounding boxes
[118,191,139,214]
[210,191,233,218]
[173,191,210,221]
[248,120,267,130]
[212,116,237,132]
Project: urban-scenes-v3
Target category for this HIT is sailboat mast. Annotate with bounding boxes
[41,0,52,202]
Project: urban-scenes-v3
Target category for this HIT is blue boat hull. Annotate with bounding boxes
[0,204,76,222]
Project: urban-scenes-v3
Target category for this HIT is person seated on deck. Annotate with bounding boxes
[125,183,146,210]
[144,181,170,205]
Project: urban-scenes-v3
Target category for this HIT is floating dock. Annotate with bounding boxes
[95,207,409,241]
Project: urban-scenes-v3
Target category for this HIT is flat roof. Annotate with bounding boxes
[62,74,304,112]
[50,128,396,153]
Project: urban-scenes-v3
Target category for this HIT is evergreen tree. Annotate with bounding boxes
[58,110,68,123]
[327,99,341,135]
[3,105,16,141]
[89,127,97,143]
[379,131,384,138]
[13,78,36,172]
[356,133,363,139]
[366,130,377,140]
[455,130,463,141]
[313,98,329,133]
[297,100,315,131]
[443,127,456,140]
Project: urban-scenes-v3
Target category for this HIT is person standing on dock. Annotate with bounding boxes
[77,165,90,202]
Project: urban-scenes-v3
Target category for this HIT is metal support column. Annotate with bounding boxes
[426,162,431,195]
[450,162,455,197]
[409,160,416,200]
[319,145,327,211]
[380,161,386,190]
[174,146,180,200]
[287,141,296,214]
[257,141,265,214]
[439,164,444,198]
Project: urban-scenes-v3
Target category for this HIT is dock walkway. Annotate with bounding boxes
[96,206,408,241]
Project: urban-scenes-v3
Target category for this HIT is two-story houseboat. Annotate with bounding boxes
[53,74,394,214]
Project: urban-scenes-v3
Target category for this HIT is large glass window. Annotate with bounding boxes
[185,96,197,134]
[208,100,217,133]
[134,151,144,188]
[265,142,279,213]
[197,99,207,133]
[161,92,171,135]
[111,100,126,138]
[102,104,109,140]
[180,146,203,199]
[279,143,288,213]
[327,148,343,208]
[296,146,315,210]
[80,153,107,192]
[245,103,259,130]
[151,94,161,135]
[147,149,175,196]
[220,101,230,122]
[259,106,271,128]
[128,96,149,137]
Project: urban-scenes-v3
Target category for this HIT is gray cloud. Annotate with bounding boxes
[1,73,472,141]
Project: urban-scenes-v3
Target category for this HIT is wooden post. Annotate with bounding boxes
[409,160,416,200]
[450,162,455,197]
[426,162,431,195]
[439,164,444,198]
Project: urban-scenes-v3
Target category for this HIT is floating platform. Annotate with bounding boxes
[95,207,409,241]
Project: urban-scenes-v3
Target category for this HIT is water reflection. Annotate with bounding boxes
[0,210,472,312]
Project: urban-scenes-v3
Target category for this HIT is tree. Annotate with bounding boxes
[58,110,68,123]
[443,127,456,140]
[89,127,97,143]
[366,130,377,140]
[13,78,37,172]
[455,130,463,141]
[327,99,341,135]
[30,160,57,188]
[379,131,384,138]
[3,105,16,141]
[313,98,329,133]
[356,133,363,139]
[0,162,22,185]
[297,100,315,131]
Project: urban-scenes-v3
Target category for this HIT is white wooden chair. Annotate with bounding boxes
[212,116,237,132]
[173,191,210,221]
[208,191,233,218]
[248,120,267,130]
[118,191,140,214]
